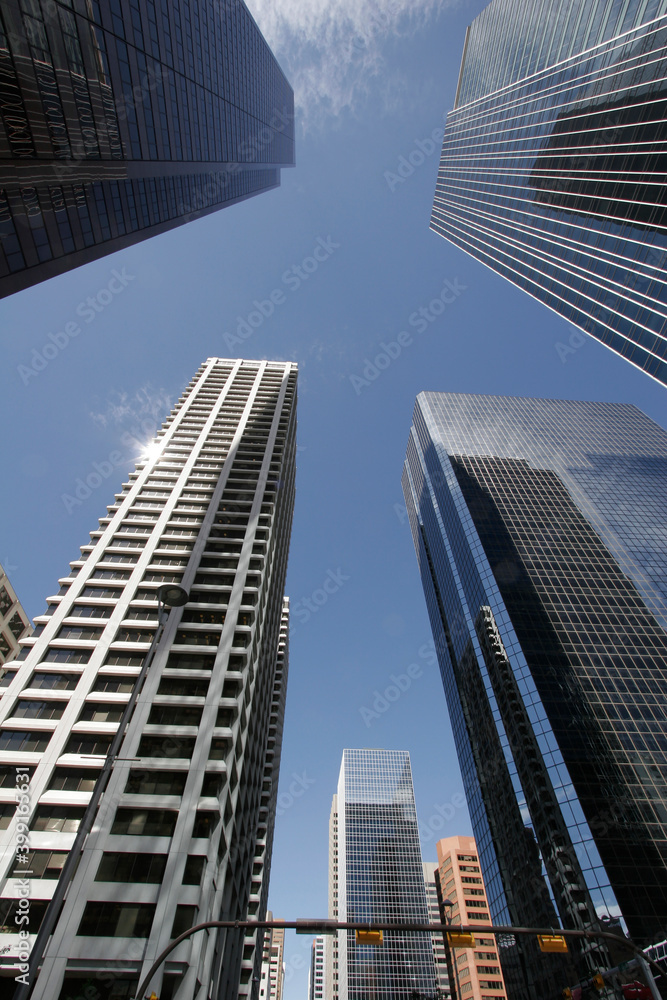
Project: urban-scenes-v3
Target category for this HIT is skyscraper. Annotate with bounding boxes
[258,912,285,1000]
[309,935,325,1000]
[0,0,294,297]
[0,564,32,669]
[431,0,667,385]
[403,393,667,998]
[326,749,437,1000]
[0,357,297,1000]
[434,836,508,1000]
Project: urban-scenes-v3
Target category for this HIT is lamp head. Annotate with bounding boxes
[157,584,189,607]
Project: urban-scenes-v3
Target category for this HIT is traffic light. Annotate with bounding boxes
[538,934,569,953]
[356,929,383,945]
[447,932,475,948]
[592,973,605,992]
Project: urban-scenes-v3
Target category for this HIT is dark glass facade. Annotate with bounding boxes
[432,0,667,385]
[0,0,294,296]
[333,749,437,1000]
[403,393,667,999]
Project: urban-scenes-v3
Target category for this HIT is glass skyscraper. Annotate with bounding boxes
[0,357,296,1000]
[403,393,667,999]
[431,0,667,385]
[326,749,437,1000]
[0,0,294,297]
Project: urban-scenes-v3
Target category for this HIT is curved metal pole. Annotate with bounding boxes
[131,919,667,1000]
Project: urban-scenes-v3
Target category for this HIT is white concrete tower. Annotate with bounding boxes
[0,358,297,1000]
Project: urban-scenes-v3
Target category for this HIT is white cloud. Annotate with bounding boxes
[90,385,173,446]
[247,0,444,127]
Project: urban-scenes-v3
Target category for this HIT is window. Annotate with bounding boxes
[91,569,130,581]
[12,700,67,720]
[171,905,197,938]
[0,766,34,787]
[182,609,225,625]
[0,804,15,829]
[93,675,135,693]
[57,625,104,641]
[78,703,125,723]
[48,768,101,792]
[41,648,91,664]
[148,705,202,726]
[0,900,48,934]
[81,586,124,599]
[78,902,156,937]
[0,730,51,752]
[188,589,228,605]
[111,808,177,836]
[95,852,167,883]
[104,653,144,667]
[201,772,224,797]
[215,707,235,727]
[183,855,206,884]
[125,770,187,795]
[114,627,155,643]
[192,810,218,837]
[137,735,196,759]
[31,806,85,832]
[21,850,68,878]
[28,672,79,690]
[157,677,209,697]
[0,586,11,617]
[63,734,112,755]
[69,605,113,619]
[174,630,219,646]
[208,737,231,760]
[165,652,214,670]
[7,612,28,639]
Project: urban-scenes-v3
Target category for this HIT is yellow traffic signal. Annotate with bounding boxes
[447,932,475,948]
[538,934,569,953]
[356,930,383,945]
[592,973,605,991]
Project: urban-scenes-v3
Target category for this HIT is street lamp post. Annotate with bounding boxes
[14,585,189,1000]
[440,898,463,1000]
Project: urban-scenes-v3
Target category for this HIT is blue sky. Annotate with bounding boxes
[2,0,667,996]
